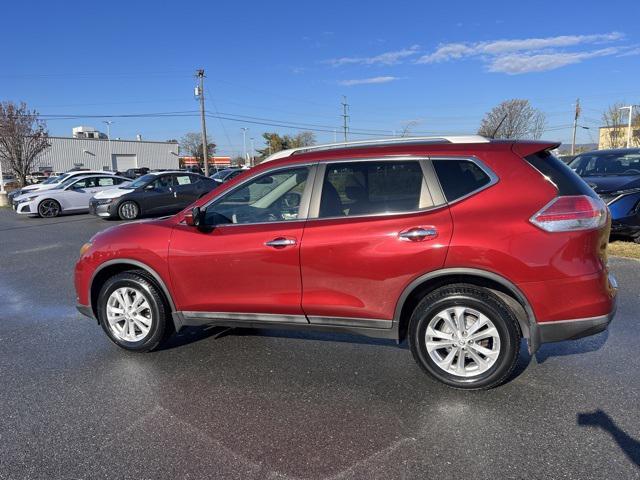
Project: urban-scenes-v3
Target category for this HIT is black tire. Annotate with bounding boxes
[408,283,521,390]
[37,199,61,218]
[118,201,140,220]
[96,271,170,352]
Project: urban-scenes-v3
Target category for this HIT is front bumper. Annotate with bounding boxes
[89,200,114,218]
[13,201,35,215]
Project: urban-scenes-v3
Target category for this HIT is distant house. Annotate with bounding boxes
[598,125,640,149]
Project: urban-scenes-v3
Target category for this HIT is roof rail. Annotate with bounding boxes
[261,135,490,163]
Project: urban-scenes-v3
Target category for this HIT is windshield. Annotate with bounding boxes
[211,169,233,180]
[570,151,640,176]
[123,173,156,189]
[42,176,59,184]
[55,176,84,189]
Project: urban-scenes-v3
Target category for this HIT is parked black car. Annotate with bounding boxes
[89,171,217,220]
[569,148,640,242]
[210,167,247,184]
[123,167,150,179]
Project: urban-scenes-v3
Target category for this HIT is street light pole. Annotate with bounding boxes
[619,105,635,148]
[103,121,114,170]
[249,137,255,167]
[241,127,249,166]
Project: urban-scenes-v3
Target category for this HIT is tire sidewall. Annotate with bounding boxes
[97,275,164,351]
[410,290,519,389]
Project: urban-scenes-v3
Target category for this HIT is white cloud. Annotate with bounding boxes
[417,32,623,63]
[338,76,400,86]
[488,48,618,74]
[327,45,420,66]
[415,32,631,74]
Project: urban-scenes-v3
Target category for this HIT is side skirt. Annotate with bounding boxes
[174,311,399,340]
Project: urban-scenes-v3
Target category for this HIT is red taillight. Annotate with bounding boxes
[530,195,607,232]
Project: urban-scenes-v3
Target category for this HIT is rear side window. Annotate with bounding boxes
[433,159,492,202]
[525,151,596,197]
[319,161,431,218]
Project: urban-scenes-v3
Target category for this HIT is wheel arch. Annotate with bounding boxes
[37,197,62,216]
[394,268,536,346]
[89,259,176,323]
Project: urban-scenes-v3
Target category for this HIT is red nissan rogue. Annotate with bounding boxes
[75,136,617,389]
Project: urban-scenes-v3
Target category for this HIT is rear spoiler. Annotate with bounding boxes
[511,141,561,157]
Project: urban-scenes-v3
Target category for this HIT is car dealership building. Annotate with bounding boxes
[34,126,180,173]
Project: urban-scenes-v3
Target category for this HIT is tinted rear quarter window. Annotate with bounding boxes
[433,159,492,202]
[525,151,596,197]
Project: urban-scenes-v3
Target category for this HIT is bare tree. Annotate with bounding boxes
[601,103,640,148]
[0,101,50,186]
[179,132,215,164]
[478,99,546,139]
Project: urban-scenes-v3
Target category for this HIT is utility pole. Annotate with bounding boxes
[196,69,209,176]
[571,98,581,155]
[103,121,114,170]
[619,105,635,148]
[241,127,249,166]
[341,96,349,142]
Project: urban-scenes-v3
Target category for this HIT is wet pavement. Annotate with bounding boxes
[0,208,639,479]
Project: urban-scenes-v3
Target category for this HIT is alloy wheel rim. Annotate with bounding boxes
[425,306,501,378]
[39,200,59,217]
[120,202,138,219]
[106,287,153,342]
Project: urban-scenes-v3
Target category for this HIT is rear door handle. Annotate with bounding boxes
[398,227,438,242]
[265,237,297,248]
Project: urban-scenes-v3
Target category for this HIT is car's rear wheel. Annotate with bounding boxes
[118,201,140,220]
[37,199,61,218]
[409,283,520,390]
[97,271,169,352]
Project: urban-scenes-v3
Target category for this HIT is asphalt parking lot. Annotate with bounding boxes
[0,208,639,479]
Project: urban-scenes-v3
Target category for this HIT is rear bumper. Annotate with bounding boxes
[532,273,617,347]
[76,303,94,319]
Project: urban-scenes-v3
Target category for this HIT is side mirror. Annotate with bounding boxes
[185,206,202,226]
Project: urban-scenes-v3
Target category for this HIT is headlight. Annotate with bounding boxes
[79,241,93,256]
[17,196,36,204]
[95,198,113,205]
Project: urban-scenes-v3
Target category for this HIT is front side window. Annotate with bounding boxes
[318,161,429,218]
[97,177,119,186]
[204,167,309,225]
[175,175,193,185]
[150,175,174,190]
[432,159,491,202]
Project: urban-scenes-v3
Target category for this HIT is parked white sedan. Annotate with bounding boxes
[14,174,130,217]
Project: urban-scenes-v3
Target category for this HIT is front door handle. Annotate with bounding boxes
[265,237,297,248]
[398,227,438,242]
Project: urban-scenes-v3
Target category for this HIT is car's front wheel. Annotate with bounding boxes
[118,201,140,220]
[96,271,170,352]
[409,283,521,390]
[37,199,61,218]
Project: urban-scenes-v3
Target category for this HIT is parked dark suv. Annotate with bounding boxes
[89,171,216,220]
[76,137,617,389]
[569,148,640,242]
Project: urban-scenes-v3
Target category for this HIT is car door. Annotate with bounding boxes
[168,164,316,319]
[299,158,453,327]
[173,173,199,207]
[64,177,100,211]
[142,174,177,215]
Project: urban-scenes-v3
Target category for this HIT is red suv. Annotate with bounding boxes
[75,136,617,389]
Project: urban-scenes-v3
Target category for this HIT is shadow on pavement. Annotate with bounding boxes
[534,330,609,364]
[578,410,640,467]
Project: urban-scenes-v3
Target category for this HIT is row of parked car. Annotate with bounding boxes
[8,167,248,220]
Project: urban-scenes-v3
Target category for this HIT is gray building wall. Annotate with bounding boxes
[35,137,179,172]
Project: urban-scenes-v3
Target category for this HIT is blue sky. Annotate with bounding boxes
[1,0,639,156]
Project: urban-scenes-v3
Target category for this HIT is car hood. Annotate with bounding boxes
[93,187,133,200]
[21,183,57,193]
[581,175,640,193]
